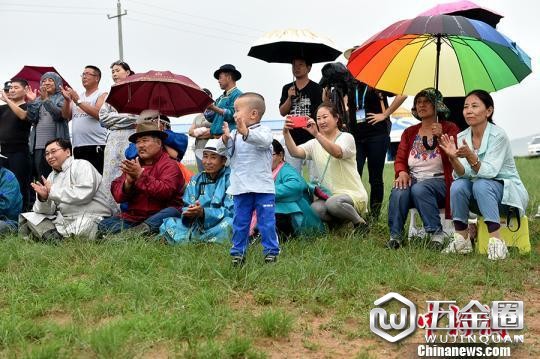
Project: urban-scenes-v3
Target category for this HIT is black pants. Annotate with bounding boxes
[275,213,295,239]
[355,134,390,219]
[73,145,105,174]
[29,149,52,209]
[0,149,31,211]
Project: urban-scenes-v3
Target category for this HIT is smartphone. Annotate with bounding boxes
[290,115,308,128]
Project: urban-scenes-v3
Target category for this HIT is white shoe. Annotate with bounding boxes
[488,237,508,260]
[442,232,473,254]
[429,232,446,250]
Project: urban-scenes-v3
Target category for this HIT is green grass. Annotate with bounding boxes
[0,158,538,357]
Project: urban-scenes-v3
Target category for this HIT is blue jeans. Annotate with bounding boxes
[388,178,446,237]
[98,207,181,234]
[231,193,280,257]
[451,178,507,224]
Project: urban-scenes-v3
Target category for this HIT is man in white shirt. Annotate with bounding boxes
[61,65,108,173]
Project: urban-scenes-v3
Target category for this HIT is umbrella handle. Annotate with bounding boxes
[435,34,441,92]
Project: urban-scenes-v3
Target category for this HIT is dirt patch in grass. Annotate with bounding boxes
[242,281,540,358]
[254,312,399,358]
[140,344,169,359]
[95,315,121,328]
[39,311,73,326]
[229,292,258,311]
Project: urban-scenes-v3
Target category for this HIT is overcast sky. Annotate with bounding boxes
[1,0,538,140]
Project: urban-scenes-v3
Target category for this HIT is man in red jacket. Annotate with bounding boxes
[97,121,184,236]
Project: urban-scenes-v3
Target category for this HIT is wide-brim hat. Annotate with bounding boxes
[343,46,359,60]
[195,139,229,166]
[128,120,169,143]
[213,64,241,81]
[411,87,450,120]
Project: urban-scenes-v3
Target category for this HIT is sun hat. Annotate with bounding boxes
[195,139,229,165]
[411,87,450,120]
[128,120,168,143]
[343,46,359,60]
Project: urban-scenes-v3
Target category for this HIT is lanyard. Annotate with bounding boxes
[355,86,368,109]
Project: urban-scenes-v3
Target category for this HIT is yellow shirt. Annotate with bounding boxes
[299,132,368,214]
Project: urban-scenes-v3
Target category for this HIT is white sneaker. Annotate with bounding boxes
[442,232,473,254]
[488,237,508,260]
[429,232,446,250]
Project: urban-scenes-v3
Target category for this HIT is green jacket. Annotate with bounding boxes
[275,163,324,234]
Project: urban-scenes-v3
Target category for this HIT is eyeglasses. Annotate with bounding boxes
[81,72,98,78]
[44,148,62,157]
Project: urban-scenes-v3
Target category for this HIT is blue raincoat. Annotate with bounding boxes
[0,167,22,229]
[160,167,233,244]
[274,162,324,234]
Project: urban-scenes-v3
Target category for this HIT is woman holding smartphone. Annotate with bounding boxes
[283,102,368,230]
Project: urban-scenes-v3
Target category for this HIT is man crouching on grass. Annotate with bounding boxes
[218,92,280,266]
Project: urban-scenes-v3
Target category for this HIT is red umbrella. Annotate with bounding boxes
[11,65,71,90]
[419,0,503,28]
[106,70,212,117]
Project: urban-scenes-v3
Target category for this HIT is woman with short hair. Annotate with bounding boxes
[387,88,459,250]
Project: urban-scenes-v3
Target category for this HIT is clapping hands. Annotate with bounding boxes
[121,158,143,183]
[31,176,52,201]
[439,135,473,160]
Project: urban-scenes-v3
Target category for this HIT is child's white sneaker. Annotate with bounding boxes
[488,237,508,260]
[442,232,473,254]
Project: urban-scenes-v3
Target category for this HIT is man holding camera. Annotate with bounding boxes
[279,57,322,178]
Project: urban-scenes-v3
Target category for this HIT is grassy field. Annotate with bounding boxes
[0,158,538,358]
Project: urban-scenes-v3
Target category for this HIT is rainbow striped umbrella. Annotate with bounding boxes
[347,15,532,96]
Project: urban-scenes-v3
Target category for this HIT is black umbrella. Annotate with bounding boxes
[248,28,341,64]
